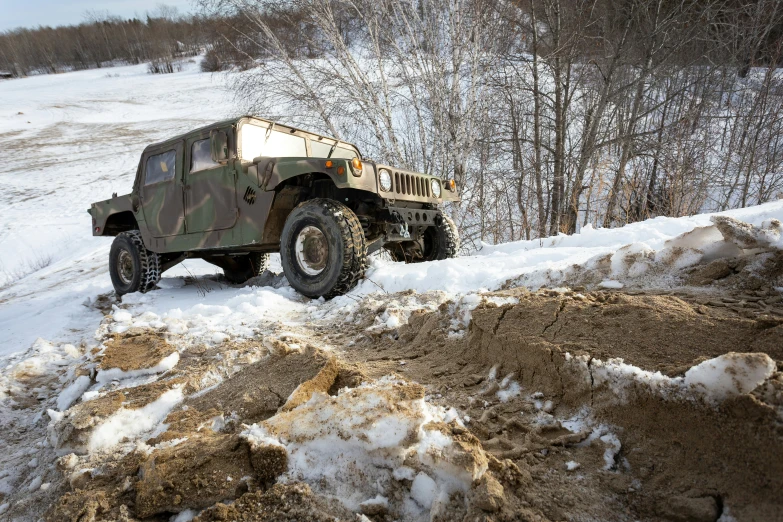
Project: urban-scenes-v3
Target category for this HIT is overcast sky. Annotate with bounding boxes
[0,0,196,31]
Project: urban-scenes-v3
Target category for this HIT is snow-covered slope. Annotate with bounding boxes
[2,60,783,357]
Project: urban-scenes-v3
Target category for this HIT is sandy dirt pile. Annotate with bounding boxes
[346,289,783,521]
[26,285,780,522]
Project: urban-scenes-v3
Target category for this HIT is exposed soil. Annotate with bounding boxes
[338,289,783,522]
[99,333,175,372]
[32,286,782,522]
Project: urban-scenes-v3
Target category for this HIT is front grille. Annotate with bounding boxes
[393,172,431,198]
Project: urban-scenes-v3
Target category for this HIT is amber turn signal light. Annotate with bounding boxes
[337,166,345,175]
[352,158,363,171]
[447,179,456,191]
[325,160,334,168]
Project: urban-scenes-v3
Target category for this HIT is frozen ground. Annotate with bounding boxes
[1,62,782,522]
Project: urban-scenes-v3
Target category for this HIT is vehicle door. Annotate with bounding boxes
[140,143,186,237]
[184,133,238,233]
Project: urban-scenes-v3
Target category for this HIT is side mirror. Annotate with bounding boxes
[210,130,230,163]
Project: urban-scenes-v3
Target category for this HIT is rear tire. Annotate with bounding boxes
[223,253,270,284]
[109,231,161,296]
[280,199,367,299]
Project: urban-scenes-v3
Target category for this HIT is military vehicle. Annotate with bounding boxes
[89,116,460,299]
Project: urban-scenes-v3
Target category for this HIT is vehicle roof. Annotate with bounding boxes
[142,116,361,157]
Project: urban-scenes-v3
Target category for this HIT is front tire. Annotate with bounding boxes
[280,199,367,299]
[109,231,161,296]
[387,214,460,263]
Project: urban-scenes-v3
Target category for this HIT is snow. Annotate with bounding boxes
[359,494,390,512]
[600,433,622,470]
[565,461,580,471]
[240,424,285,449]
[170,509,197,522]
[568,352,776,405]
[87,386,184,452]
[56,375,91,411]
[27,475,42,491]
[410,473,438,509]
[683,353,776,403]
[243,377,482,520]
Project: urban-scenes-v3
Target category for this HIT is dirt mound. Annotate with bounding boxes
[185,344,348,424]
[99,332,175,372]
[193,483,355,521]
[135,433,258,518]
[344,289,783,521]
[28,284,783,522]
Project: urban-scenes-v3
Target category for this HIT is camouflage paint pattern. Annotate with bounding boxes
[89,116,460,254]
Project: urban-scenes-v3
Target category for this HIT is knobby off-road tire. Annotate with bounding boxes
[280,199,367,299]
[388,214,460,263]
[109,231,161,296]
[223,253,270,284]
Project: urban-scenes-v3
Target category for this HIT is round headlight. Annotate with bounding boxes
[379,169,392,191]
[431,179,441,198]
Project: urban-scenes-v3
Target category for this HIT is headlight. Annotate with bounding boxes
[379,169,392,191]
[431,179,441,198]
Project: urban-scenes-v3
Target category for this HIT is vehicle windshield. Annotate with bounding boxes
[238,121,360,161]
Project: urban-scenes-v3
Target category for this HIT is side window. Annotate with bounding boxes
[145,150,176,185]
[191,138,220,173]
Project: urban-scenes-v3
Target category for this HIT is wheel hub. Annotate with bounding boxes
[117,249,134,285]
[295,226,328,275]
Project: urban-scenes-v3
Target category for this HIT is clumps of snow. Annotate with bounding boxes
[479,366,523,403]
[170,509,198,522]
[566,351,776,405]
[240,424,285,449]
[600,432,622,470]
[565,461,580,471]
[717,506,739,522]
[0,338,84,403]
[497,374,522,403]
[96,352,179,383]
[598,279,624,289]
[359,494,389,514]
[683,353,776,403]
[245,376,486,521]
[27,475,42,491]
[87,386,183,452]
[111,308,133,324]
[711,215,782,251]
[56,375,92,411]
[410,472,438,509]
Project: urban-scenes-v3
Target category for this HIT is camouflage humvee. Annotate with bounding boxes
[89,116,460,298]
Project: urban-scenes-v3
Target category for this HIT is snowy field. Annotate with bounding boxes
[1,61,783,522]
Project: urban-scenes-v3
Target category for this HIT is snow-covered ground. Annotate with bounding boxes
[1,61,782,522]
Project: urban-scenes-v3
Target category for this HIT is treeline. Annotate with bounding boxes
[0,7,201,75]
[0,4,319,76]
[203,0,783,247]
[3,1,783,249]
